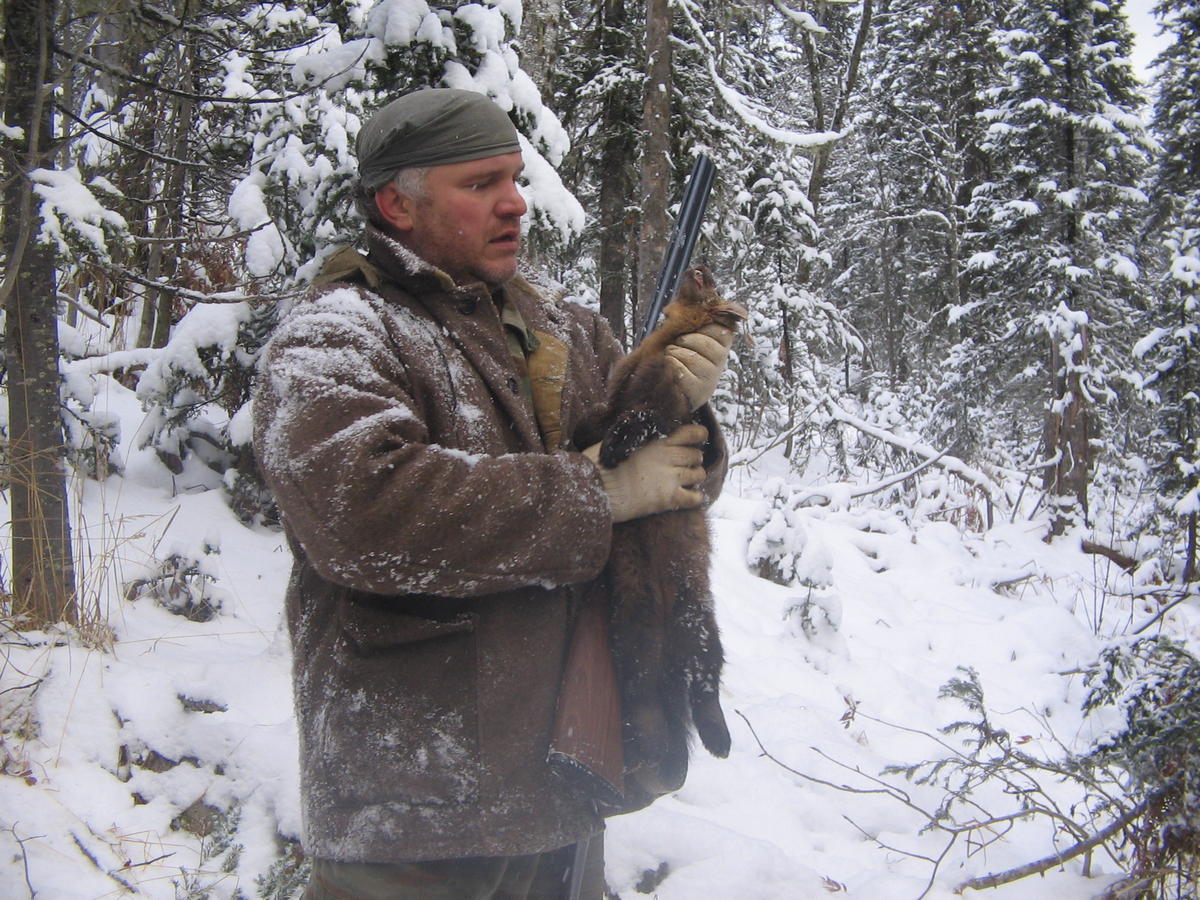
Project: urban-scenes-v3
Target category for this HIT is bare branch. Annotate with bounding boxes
[114,267,282,304]
[955,796,1153,893]
[57,292,108,326]
[54,104,208,169]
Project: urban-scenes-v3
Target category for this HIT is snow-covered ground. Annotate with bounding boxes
[2,373,1197,899]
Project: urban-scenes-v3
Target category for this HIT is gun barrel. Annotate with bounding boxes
[639,155,717,343]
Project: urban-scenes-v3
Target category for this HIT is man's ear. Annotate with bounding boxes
[373,183,416,233]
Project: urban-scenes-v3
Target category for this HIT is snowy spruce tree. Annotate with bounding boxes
[541,0,646,340]
[670,0,845,455]
[831,0,1001,415]
[53,3,325,521]
[955,0,1152,532]
[1140,0,1200,582]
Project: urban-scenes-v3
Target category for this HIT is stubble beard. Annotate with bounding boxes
[410,222,521,289]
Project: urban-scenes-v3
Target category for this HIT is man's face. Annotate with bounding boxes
[378,152,528,287]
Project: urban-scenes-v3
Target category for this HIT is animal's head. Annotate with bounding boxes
[676,266,719,306]
[675,266,748,328]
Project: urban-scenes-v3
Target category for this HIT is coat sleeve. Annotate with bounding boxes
[253,287,613,599]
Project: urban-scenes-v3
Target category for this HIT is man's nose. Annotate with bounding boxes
[499,180,528,218]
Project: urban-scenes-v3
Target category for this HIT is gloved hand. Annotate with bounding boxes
[584,424,708,523]
[666,323,735,411]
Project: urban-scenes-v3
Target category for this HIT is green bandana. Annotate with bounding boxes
[356,89,522,191]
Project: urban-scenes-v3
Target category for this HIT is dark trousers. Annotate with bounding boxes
[303,839,605,900]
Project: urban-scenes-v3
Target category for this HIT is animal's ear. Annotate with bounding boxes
[693,265,717,290]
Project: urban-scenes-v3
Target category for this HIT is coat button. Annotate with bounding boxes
[507,377,519,394]
[458,298,477,315]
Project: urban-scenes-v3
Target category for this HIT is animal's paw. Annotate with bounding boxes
[600,410,663,468]
[692,693,731,758]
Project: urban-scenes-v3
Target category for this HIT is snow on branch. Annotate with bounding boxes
[31,167,128,258]
[771,0,828,34]
[787,448,952,508]
[674,0,844,149]
[822,403,1007,504]
[62,348,161,379]
[706,57,844,149]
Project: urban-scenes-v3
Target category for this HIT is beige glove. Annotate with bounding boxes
[666,324,735,411]
[585,424,708,523]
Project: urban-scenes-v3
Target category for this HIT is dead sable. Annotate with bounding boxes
[578,266,747,793]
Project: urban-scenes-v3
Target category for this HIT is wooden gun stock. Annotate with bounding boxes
[549,590,625,807]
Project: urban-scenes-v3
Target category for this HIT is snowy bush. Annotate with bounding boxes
[135,301,278,522]
[861,645,1200,897]
[125,552,225,623]
[1082,637,1200,897]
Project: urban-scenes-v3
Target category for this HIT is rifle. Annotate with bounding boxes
[638,153,717,342]
[549,155,718,822]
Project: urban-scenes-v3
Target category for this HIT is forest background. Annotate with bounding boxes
[1,0,1199,897]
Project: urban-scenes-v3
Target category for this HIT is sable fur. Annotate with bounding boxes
[577,267,747,790]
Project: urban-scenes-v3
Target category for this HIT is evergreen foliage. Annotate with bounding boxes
[1083,637,1200,897]
[831,0,1001,454]
[954,0,1151,526]
[1140,0,1200,582]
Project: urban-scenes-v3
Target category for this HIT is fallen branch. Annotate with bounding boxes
[0,679,43,698]
[119,851,175,869]
[1080,539,1139,573]
[1132,585,1200,635]
[70,830,137,893]
[9,823,41,899]
[955,796,1152,894]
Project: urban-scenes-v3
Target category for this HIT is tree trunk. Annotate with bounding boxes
[520,0,563,94]
[1044,0,1094,537]
[805,0,874,217]
[1185,511,1197,585]
[2,0,76,623]
[596,0,637,346]
[1043,325,1091,535]
[635,0,672,330]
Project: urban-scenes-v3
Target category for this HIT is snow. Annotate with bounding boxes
[30,167,128,258]
[228,174,287,278]
[3,369,1197,898]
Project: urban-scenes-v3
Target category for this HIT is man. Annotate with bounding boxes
[253,88,734,900]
